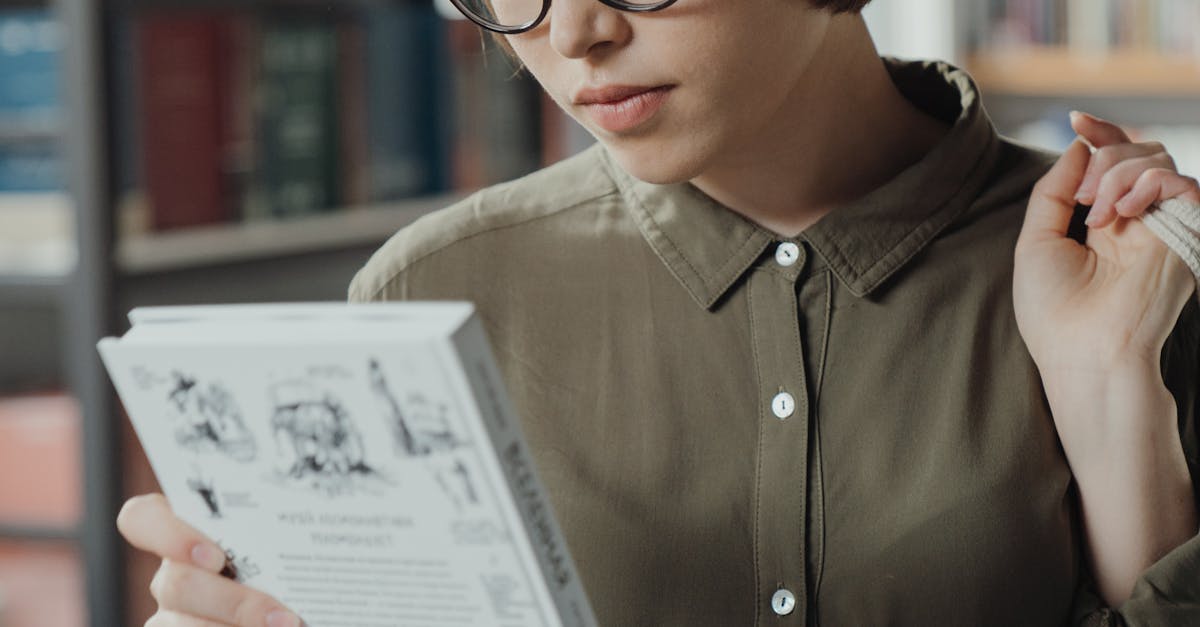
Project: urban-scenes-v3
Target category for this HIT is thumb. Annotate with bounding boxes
[1018,137,1091,247]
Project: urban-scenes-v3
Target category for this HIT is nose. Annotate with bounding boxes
[547,0,632,59]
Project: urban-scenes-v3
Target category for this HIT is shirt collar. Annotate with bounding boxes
[598,56,1005,310]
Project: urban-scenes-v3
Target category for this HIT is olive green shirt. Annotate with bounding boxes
[348,57,1200,626]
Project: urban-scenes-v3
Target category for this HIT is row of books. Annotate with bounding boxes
[112,4,592,233]
[0,7,62,193]
[970,0,1200,54]
[0,8,73,276]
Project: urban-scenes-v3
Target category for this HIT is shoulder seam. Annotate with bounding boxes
[360,188,622,302]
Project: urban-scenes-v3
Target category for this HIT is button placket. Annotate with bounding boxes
[747,242,811,624]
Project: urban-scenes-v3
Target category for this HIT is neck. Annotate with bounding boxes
[689,14,951,239]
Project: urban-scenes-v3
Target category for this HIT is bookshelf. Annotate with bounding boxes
[966,46,1200,96]
[948,1,1200,177]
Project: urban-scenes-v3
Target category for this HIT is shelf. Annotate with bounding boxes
[0,273,66,306]
[0,522,77,542]
[116,191,470,274]
[966,46,1200,97]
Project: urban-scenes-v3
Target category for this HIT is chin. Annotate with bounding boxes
[601,141,706,185]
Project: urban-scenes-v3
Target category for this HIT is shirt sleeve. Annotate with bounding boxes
[1074,294,1200,626]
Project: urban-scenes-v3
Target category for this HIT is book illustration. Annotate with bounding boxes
[269,379,387,497]
[167,371,258,462]
[430,456,481,513]
[217,542,261,583]
[370,358,466,456]
[187,467,221,518]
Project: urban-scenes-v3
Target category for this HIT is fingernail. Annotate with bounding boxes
[1069,110,1082,124]
[266,609,301,627]
[191,542,226,571]
[1084,211,1099,227]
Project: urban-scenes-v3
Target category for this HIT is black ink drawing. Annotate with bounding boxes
[269,380,383,496]
[431,457,481,512]
[217,543,261,583]
[167,371,257,462]
[369,359,464,456]
[187,467,221,517]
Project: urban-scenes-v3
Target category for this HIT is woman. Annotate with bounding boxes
[117,0,1200,625]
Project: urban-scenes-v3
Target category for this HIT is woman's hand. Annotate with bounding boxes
[117,493,303,627]
[1012,112,1200,607]
[1013,111,1200,376]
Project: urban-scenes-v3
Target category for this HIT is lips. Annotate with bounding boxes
[577,85,674,134]
[572,84,670,105]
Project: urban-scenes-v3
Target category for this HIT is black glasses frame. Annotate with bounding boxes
[446,0,679,35]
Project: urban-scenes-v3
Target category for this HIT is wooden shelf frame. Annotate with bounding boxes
[965,46,1200,97]
[115,192,470,274]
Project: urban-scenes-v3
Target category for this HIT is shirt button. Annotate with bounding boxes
[771,588,796,616]
[775,242,800,267]
[771,392,795,419]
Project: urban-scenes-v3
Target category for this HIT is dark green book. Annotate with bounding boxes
[256,20,339,218]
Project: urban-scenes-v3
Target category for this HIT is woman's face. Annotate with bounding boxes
[504,0,834,184]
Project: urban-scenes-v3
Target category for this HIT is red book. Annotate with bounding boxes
[136,12,232,230]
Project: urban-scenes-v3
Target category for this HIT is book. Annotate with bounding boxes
[256,20,340,218]
[0,7,61,131]
[360,1,447,201]
[98,302,598,627]
[134,11,234,230]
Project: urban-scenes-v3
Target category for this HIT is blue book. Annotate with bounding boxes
[362,1,449,199]
[0,8,62,127]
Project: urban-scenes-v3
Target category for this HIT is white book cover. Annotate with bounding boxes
[98,302,597,627]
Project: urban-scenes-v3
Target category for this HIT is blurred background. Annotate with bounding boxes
[0,0,1195,624]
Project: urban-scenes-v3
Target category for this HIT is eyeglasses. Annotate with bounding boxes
[446,0,679,35]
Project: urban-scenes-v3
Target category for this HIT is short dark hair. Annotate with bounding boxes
[809,0,874,13]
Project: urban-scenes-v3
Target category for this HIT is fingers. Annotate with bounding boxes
[149,560,302,627]
[1019,136,1092,247]
[117,494,227,573]
[1074,141,1173,206]
[1086,153,1179,228]
[1070,110,1133,149]
[1106,171,1200,229]
[145,609,231,626]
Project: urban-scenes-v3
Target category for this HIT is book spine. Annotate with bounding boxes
[219,13,260,222]
[256,19,339,217]
[443,17,486,190]
[135,12,231,230]
[336,19,369,206]
[449,316,598,627]
[1066,0,1112,53]
[362,2,441,201]
[0,7,61,125]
